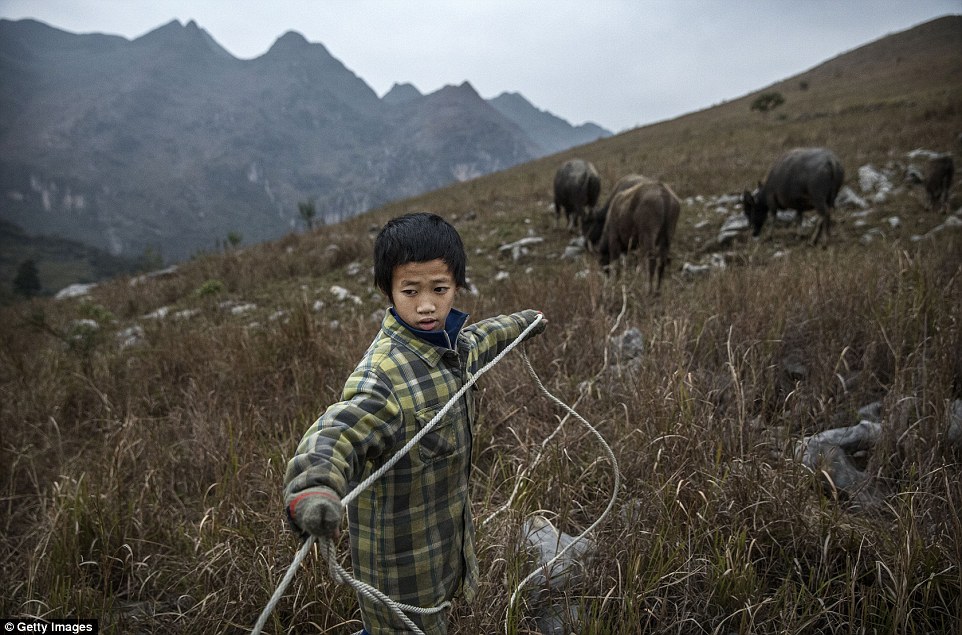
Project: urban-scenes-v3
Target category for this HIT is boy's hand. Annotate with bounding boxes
[522,309,548,336]
[288,486,343,539]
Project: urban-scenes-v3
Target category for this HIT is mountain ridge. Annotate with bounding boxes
[0,18,609,271]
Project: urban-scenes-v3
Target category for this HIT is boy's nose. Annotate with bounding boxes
[418,300,436,313]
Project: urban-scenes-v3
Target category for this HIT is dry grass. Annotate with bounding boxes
[2,16,961,635]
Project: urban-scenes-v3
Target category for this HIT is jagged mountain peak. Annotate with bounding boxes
[264,30,332,59]
[488,90,612,155]
[454,80,480,96]
[429,81,484,103]
[492,91,532,106]
[133,18,233,59]
[382,82,423,104]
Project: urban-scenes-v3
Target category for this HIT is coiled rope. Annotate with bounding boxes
[251,312,620,634]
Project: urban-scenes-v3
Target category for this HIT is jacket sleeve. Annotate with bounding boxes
[462,309,545,373]
[283,366,402,504]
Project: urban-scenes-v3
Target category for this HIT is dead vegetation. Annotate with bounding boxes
[2,16,961,635]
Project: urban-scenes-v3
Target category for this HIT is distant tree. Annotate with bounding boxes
[138,246,164,272]
[13,259,41,297]
[298,198,317,231]
[798,80,809,91]
[750,91,786,113]
[226,232,242,249]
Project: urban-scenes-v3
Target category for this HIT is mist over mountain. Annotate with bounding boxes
[0,18,611,264]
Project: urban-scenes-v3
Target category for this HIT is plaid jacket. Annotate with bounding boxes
[284,308,544,634]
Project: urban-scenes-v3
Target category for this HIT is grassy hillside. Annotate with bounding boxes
[1,16,960,634]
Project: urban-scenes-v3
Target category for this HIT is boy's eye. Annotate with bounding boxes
[435,287,449,294]
[402,289,417,296]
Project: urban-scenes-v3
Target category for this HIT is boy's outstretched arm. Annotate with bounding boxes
[283,368,401,537]
[462,309,547,371]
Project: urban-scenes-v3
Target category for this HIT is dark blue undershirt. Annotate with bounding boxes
[390,307,468,350]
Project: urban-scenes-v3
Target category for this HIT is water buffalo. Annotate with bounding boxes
[924,154,954,213]
[553,159,600,231]
[742,147,844,246]
[596,178,681,293]
[582,174,653,249]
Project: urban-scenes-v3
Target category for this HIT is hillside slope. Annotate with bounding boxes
[1,16,961,635]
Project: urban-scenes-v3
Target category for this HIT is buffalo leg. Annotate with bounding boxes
[654,256,668,295]
[648,256,657,294]
[810,208,831,247]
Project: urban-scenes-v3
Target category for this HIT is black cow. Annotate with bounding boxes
[924,154,954,213]
[742,147,844,246]
[553,159,600,231]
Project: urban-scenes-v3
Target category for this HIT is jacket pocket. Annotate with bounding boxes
[415,405,460,463]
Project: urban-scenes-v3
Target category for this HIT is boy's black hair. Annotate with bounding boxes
[374,212,467,300]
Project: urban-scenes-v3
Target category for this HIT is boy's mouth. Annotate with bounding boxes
[418,318,439,330]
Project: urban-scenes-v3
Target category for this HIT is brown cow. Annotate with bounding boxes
[596,178,681,293]
[581,174,654,250]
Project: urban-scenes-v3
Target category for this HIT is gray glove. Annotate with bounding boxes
[287,486,342,539]
[522,309,548,338]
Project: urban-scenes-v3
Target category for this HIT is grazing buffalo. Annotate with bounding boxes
[924,154,954,213]
[596,178,681,293]
[582,174,653,249]
[742,147,844,246]
[553,159,600,230]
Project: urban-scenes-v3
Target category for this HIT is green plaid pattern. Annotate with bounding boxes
[284,309,544,634]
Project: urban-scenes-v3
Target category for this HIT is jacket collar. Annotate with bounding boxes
[384,308,469,366]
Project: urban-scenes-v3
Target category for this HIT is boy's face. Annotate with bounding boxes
[390,259,457,331]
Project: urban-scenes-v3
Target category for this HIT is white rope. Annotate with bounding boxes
[506,351,621,622]
[252,314,545,635]
[480,389,585,530]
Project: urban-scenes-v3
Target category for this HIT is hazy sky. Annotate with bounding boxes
[1,1,959,132]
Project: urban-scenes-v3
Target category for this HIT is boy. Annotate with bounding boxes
[284,212,546,634]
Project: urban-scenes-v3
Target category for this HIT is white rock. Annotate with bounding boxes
[70,318,99,331]
[906,148,944,160]
[682,262,711,278]
[330,285,362,304]
[117,325,145,349]
[128,265,178,286]
[143,306,171,320]
[55,283,96,300]
[836,186,868,209]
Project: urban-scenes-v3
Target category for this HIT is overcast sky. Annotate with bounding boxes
[1,1,959,132]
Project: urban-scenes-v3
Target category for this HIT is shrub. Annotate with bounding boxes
[194,279,226,297]
[750,91,786,113]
